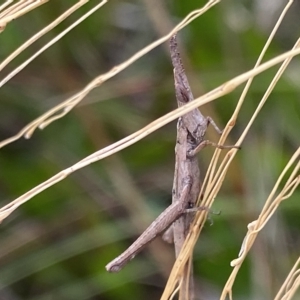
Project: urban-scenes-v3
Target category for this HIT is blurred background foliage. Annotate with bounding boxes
[0,0,299,299]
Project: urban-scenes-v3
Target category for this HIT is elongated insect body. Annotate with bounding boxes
[105,34,232,276]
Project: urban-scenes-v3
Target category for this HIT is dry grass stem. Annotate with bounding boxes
[274,257,300,300]
[0,0,48,32]
[205,0,295,188]
[0,0,91,72]
[220,149,299,300]
[0,0,221,149]
[1,41,300,224]
[161,1,299,297]
[0,0,107,89]
[0,1,298,299]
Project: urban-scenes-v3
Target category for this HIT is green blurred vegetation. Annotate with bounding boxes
[0,1,299,299]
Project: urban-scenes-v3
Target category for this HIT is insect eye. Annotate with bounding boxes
[187,202,194,208]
